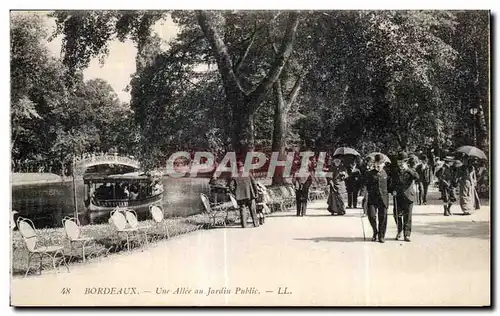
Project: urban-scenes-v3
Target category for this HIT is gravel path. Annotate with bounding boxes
[11,189,490,306]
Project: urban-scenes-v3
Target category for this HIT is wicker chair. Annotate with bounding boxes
[200,193,238,227]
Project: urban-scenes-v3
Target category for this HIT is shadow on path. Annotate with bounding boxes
[294,236,366,243]
[268,213,364,218]
[412,220,490,240]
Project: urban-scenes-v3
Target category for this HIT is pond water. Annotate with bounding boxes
[11,177,210,228]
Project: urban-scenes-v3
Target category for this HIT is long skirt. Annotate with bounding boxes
[327,190,346,215]
[459,180,480,213]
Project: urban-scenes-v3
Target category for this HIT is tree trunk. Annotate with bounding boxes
[396,133,408,152]
[271,83,288,185]
[271,74,303,185]
[474,46,489,151]
[197,10,300,158]
[476,105,488,150]
[232,105,255,158]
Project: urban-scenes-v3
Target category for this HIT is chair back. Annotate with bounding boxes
[150,205,164,223]
[229,194,238,209]
[11,210,19,230]
[16,217,37,251]
[280,186,290,198]
[124,209,139,229]
[110,209,128,231]
[200,193,212,214]
[267,188,278,200]
[62,217,81,241]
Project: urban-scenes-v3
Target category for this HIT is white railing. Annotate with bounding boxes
[73,153,141,176]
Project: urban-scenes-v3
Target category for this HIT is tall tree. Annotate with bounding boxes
[452,11,490,151]
[195,10,300,156]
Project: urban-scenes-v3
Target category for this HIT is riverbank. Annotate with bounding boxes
[11,173,72,186]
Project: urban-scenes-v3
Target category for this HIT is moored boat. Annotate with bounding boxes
[82,171,164,222]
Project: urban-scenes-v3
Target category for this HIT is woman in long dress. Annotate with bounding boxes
[327,159,348,215]
[457,158,480,215]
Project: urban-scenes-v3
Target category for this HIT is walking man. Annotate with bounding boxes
[292,172,313,216]
[228,161,260,228]
[390,152,420,242]
[360,156,375,217]
[435,156,457,216]
[364,154,389,243]
[416,155,432,205]
[346,161,362,208]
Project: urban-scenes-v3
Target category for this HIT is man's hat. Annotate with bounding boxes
[444,156,455,162]
[396,152,409,161]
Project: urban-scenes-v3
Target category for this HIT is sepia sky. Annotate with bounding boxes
[33,11,180,103]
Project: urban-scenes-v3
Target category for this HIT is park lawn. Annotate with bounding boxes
[10,185,300,277]
[11,213,240,277]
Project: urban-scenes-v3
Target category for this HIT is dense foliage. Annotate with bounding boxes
[11,10,490,176]
[11,13,138,174]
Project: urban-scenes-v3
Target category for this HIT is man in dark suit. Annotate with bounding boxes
[228,162,260,228]
[435,156,457,216]
[364,154,389,243]
[389,152,420,242]
[292,170,313,217]
[360,156,374,217]
[346,162,362,209]
[416,155,432,205]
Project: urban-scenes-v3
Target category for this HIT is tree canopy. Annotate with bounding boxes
[11,10,490,175]
[11,12,137,174]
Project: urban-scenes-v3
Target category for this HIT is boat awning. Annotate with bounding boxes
[83,172,153,181]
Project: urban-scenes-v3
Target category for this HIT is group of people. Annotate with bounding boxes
[435,156,481,216]
[325,151,482,243]
[92,180,163,201]
[92,182,140,201]
[207,150,482,238]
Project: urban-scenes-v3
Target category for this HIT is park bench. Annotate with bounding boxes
[265,188,286,212]
[308,186,326,201]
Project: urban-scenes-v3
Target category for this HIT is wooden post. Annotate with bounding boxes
[72,159,78,220]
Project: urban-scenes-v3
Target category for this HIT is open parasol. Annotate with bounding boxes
[366,152,391,164]
[455,146,487,160]
[333,147,360,157]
